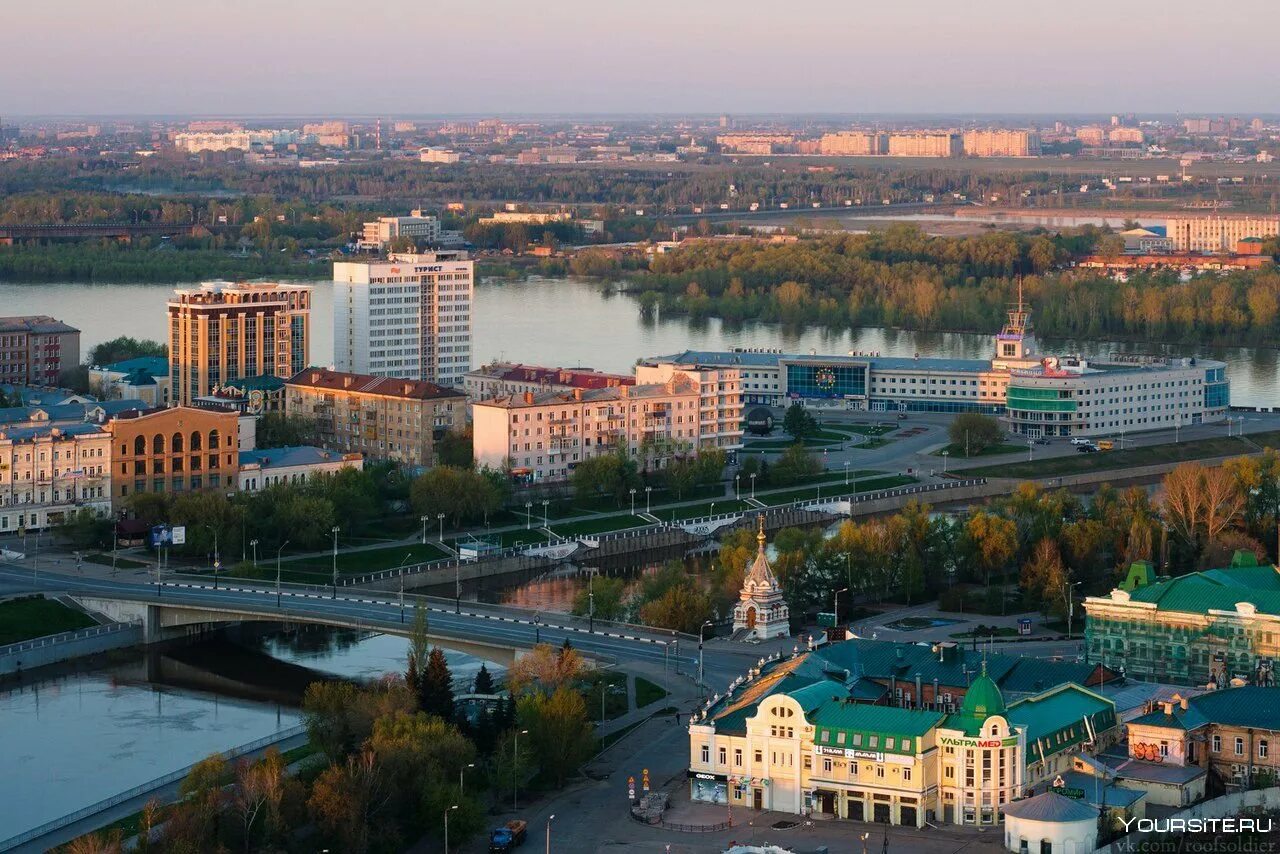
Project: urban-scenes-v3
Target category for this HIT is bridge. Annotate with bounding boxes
[0,222,198,244]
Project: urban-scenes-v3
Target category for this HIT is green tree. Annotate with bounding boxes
[473,663,495,695]
[782,403,817,440]
[419,647,455,722]
[87,336,167,366]
[410,466,504,527]
[569,450,641,504]
[948,412,1003,456]
[517,687,593,788]
[571,575,627,622]
[255,412,319,447]
[436,427,474,468]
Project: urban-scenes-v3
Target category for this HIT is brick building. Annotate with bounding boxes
[0,315,81,387]
[105,405,241,502]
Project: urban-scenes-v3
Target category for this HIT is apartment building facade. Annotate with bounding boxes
[332,252,473,388]
[633,361,743,453]
[167,282,311,405]
[105,405,241,503]
[1165,215,1280,253]
[285,368,466,470]
[887,133,960,157]
[463,362,633,401]
[0,415,110,533]
[961,130,1041,157]
[818,132,887,156]
[0,315,81,387]
[357,210,441,251]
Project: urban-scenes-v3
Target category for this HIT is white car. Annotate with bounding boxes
[1070,437,1092,446]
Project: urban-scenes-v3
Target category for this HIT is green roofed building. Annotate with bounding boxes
[1084,551,1280,686]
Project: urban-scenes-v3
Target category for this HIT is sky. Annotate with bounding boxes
[3,0,1275,117]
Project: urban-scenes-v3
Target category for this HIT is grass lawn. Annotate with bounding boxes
[0,596,97,645]
[950,626,1020,639]
[743,437,843,450]
[635,676,668,708]
[548,515,648,538]
[83,552,148,570]
[666,499,752,520]
[583,671,630,721]
[932,442,1024,458]
[760,474,917,506]
[286,542,451,579]
[966,434,1266,479]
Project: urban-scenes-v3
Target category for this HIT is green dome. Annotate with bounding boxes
[960,673,1006,719]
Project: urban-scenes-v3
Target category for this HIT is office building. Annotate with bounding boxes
[463,362,633,401]
[0,316,81,387]
[818,132,887,156]
[961,130,1041,157]
[1165,215,1280,253]
[358,210,442,251]
[420,148,461,164]
[105,405,241,503]
[238,445,364,493]
[685,639,1119,827]
[332,252,473,388]
[285,368,466,470]
[0,404,113,533]
[1085,551,1280,687]
[167,282,311,406]
[887,132,960,157]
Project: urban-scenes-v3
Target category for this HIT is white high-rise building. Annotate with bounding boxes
[332,252,473,388]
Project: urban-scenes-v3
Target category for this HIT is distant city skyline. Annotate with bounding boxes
[3,0,1275,116]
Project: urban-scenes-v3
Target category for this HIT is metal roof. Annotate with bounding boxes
[1002,791,1097,823]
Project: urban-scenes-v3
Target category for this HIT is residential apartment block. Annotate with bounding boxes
[332,252,473,388]
[818,132,887,156]
[1165,215,1280,253]
[285,368,466,470]
[0,315,81,387]
[167,282,312,405]
[961,129,1041,157]
[463,362,633,401]
[887,132,960,157]
[0,405,112,533]
[105,405,241,503]
[357,210,441,251]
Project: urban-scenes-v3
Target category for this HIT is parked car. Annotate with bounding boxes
[1033,437,1050,445]
[1070,437,1092,446]
[1076,444,1099,453]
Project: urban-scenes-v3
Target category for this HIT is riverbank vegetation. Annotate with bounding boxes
[0,241,324,283]
[0,596,96,645]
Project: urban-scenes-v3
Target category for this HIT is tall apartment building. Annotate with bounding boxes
[105,405,241,503]
[1108,127,1145,144]
[960,129,1041,157]
[358,210,441,251]
[634,361,743,453]
[887,132,960,157]
[285,368,466,470]
[817,132,887,156]
[0,316,81,387]
[1165,215,1280,253]
[1075,126,1107,146]
[167,282,312,406]
[332,252,473,388]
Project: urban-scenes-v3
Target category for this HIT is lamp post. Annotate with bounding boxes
[545,814,556,854]
[203,524,220,589]
[843,461,850,486]
[588,569,595,633]
[941,450,949,474]
[513,728,529,809]
[710,502,716,518]
[1065,580,1083,639]
[698,619,713,691]
[735,474,740,500]
[645,486,652,514]
[437,512,445,543]
[275,540,290,608]
[460,762,474,797]
[834,587,848,629]
[330,525,340,598]
[1027,439,1034,462]
[250,538,259,567]
[525,502,533,529]
[541,500,549,527]
[750,473,757,499]
[420,514,428,545]
[629,488,637,516]
[444,804,458,852]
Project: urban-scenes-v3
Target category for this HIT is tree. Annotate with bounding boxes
[964,510,1018,588]
[473,662,495,695]
[420,647,455,721]
[517,687,594,788]
[782,403,817,440]
[507,643,584,695]
[949,412,1003,456]
[410,466,504,527]
[571,575,627,622]
[436,427,474,468]
[255,412,319,448]
[770,443,821,486]
[231,751,284,853]
[1020,538,1068,616]
[569,450,642,504]
[638,580,715,633]
[308,751,388,854]
[54,508,110,550]
[87,336,167,367]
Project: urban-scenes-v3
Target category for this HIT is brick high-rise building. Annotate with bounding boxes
[961,130,1041,157]
[0,316,81,387]
[167,282,311,405]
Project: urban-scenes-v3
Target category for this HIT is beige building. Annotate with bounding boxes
[477,211,570,226]
[420,148,461,164]
[285,368,465,470]
[634,361,743,453]
[168,282,312,405]
[1108,127,1145,144]
[961,130,1041,157]
[1076,126,1107,146]
[105,405,241,503]
[888,132,960,157]
[1165,215,1280,253]
[463,362,633,401]
[0,416,110,533]
[357,210,441,251]
[818,132,887,156]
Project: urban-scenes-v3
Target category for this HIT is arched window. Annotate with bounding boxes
[172,432,184,453]
[990,725,999,736]
[190,431,202,451]
[209,429,220,449]
[152,434,165,454]
[133,435,146,455]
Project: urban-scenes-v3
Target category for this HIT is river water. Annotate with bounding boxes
[0,276,1274,407]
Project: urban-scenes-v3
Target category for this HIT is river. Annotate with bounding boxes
[0,276,1274,407]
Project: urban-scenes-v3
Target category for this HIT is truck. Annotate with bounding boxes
[490,820,528,852]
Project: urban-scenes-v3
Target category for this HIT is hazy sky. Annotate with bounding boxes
[4,0,1275,116]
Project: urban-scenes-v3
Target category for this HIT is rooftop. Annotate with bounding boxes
[1001,791,1097,823]
[0,315,80,335]
[468,361,634,389]
[99,356,168,376]
[286,368,464,401]
[1102,551,1280,616]
[239,445,356,470]
[474,378,696,409]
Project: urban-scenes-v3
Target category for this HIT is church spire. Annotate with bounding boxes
[757,514,767,552]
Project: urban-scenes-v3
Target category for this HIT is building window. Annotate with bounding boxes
[903,767,912,782]
[1213,735,1222,753]
[700,745,709,764]
[719,747,727,766]
[734,749,742,767]
[1236,738,1245,756]
[1261,739,1269,759]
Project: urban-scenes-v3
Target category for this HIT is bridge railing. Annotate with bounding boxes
[0,724,306,852]
[0,620,140,658]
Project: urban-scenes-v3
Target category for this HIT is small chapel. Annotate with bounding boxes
[732,516,791,640]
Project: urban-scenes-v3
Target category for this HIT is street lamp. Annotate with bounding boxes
[525,502,533,529]
[588,569,596,633]
[514,728,529,809]
[420,514,429,545]
[734,474,740,500]
[1065,580,1083,639]
[541,500,549,527]
[398,552,412,623]
[710,501,716,518]
[629,488,637,515]
[275,540,290,608]
[330,525,340,598]
[545,814,556,854]
[750,473,757,499]
[834,587,848,629]
[941,450,949,474]
[843,461,850,486]
[698,619,713,690]
[203,524,220,589]
[460,762,475,796]
[250,538,259,567]
[444,804,458,852]
[1027,439,1034,462]
[437,512,445,543]
[645,486,652,514]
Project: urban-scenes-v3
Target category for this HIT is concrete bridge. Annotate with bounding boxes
[0,222,199,244]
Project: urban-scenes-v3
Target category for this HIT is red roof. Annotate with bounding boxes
[493,364,634,390]
[287,368,464,400]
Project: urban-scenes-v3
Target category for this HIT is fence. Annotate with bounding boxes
[0,621,143,676]
[0,724,307,852]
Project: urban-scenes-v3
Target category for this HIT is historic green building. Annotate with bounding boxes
[1084,552,1280,686]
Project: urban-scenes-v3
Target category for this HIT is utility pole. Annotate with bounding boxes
[330,525,340,598]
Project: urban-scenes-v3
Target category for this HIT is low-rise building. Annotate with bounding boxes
[420,148,461,164]
[285,368,466,470]
[0,407,111,533]
[357,210,442,251]
[0,315,81,388]
[463,362,633,401]
[88,357,171,407]
[237,445,363,492]
[105,405,242,504]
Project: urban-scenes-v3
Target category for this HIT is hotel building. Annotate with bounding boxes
[0,315,81,388]
[1165,215,1280,253]
[105,405,241,503]
[686,639,1119,827]
[167,282,311,406]
[332,252,473,389]
[285,368,466,470]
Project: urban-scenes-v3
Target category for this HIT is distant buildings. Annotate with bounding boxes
[167,282,312,406]
[1108,127,1145,144]
[1075,126,1108,146]
[716,133,794,155]
[888,132,960,157]
[173,130,300,153]
[818,132,887,156]
[237,445,363,493]
[960,129,1041,157]
[1165,215,1280,253]
[0,316,80,387]
[357,210,441,251]
[284,368,466,470]
[462,362,633,401]
[477,211,571,226]
[331,251,473,388]
[301,121,350,148]
[420,148,461,164]
[104,405,242,503]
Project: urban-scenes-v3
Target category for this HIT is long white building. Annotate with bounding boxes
[332,252,473,389]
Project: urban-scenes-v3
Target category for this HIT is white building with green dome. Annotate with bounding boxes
[935,666,1028,826]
